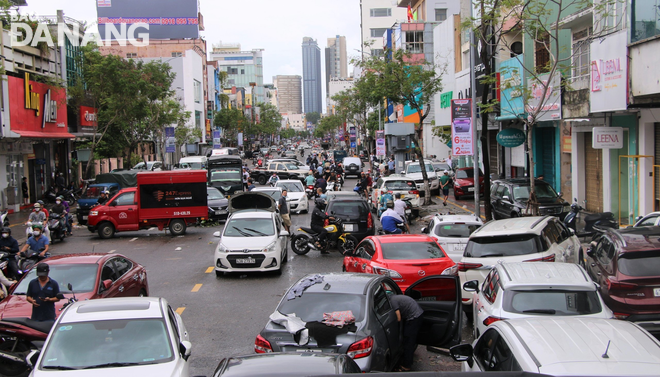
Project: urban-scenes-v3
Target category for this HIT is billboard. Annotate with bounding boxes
[96,0,200,40]
[451,99,473,156]
[590,30,627,113]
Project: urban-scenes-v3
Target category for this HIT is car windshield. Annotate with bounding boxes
[503,290,602,315]
[278,293,365,322]
[181,162,203,169]
[456,169,483,179]
[406,164,434,173]
[207,188,225,200]
[13,264,99,294]
[277,182,303,192]
[435,163,451,171]
[617,250,660,277]
[384,180,415,191]
[40,318,173,370]
[434,223,482,238]
[329,201,368,217]
[380,242,446,260]
[210,169,241,183]
[513,184,558,201]
[224,218,274,237]
[465,234,541,257]
[82,187,102,199]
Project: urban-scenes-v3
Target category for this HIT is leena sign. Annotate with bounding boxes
[496,128,525,148]
[592,127,623,149]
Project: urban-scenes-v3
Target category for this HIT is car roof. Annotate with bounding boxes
[373,234,436,245]
[492,178,547,186]
[608,226,660,253]
[495,318,660,373]
[379,175,415,182]
[218,353,347,377]
[471,217,550,237]
[496,262,593,290]
[433,214,483,224]
[252,187,282,192]
[59,297,164,323]
[35,253,114,265]
[293,273,378,295]
[276,180,303,184]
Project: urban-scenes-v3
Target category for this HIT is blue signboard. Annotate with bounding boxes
[350,142,356,148]
[165,127,175,153]
[213,130,221,149]
[498,57,525,120]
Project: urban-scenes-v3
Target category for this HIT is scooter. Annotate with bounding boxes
[56,189,77,206]
[0,210,7,228]
[18,249,49,274]
[42,187,57,204]
[0,250,18,280]
[563,198,618,238]
[305,185,315,199]
[47,213,66,243]
[377,222,408,235]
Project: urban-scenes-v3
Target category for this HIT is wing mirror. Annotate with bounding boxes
[101,279,112,291]
[450,344,474,367]
[420,227,427,234]
[109,201,117,207]
[463,280,480,293]
[179,340,192,361]
[213,231,221,237]
[502,195,511,202]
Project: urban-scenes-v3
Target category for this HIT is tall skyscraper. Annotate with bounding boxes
[325,35,348,97]
[302,37,322,114]
[273,75,302,114]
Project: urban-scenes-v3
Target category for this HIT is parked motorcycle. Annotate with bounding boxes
[291,218,358,255]
[0,284,77,376]
[0,210,8,228]
[42,187,57,204]
[305,185,315,199]
[563,198,618,238]
[56,189,77,207]
[47,213,66,243]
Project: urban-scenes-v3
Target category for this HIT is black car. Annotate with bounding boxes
[208,187,229,221]
[211,353,362,376]
[327,194,375,241]
[490,179,570,219]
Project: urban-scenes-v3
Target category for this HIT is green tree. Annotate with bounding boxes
[254,102,282,136]
[306,111,321,125]
[214,107,246,145]
[314,115,344,141]
[280,128,296,139]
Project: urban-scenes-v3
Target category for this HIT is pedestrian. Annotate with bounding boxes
[247,178,256,191]
[55,172,66,193]
[440,170,451,206]
[242,168,249,191]
[25,263,60,322]
[390,294,424,372]
[388,157,395,176]
[21,177,29,205]
[279,189,291,233]
[446,155,453,170]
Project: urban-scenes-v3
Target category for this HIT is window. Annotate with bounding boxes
[194,80,201,103]
[596,237,615,266]
[101,261,118,282]
[370,28,388,38]
[227,67,238,75]
[632,0,660,42]
[638,215,659,226]
[571,28,591,87]
[405,31,424,54]
[113,258,133,277]
[373,286,392,316]
[535,35,550,73]
[113,192,135,206]
[171,51,182,57]
[371,49,384,57]
[435,8,447,22]
[241,69,245,74]
[482,270,500,304]
[355,241,375,260]
[126,53,137,59]
[370,8,391,17]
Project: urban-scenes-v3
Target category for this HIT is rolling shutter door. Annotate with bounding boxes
[654,124,660,210]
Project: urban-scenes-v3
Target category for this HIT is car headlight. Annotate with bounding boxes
[217,242,228,253]
[441,265,458,276]
[372,266,402,278]
[263,241,277,253]
[454,182,461,187]
[89,211,98,216]
[562,204,570,213]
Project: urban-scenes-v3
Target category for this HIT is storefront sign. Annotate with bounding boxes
[440,91,452,108]
[590,30,627,113]
[496,128,525,148]
[497,57,524,120]
[165,127,175,153]
[451,99,473,156]
[80,105,98,129]
[9,75,70,138]
[376,130,386,156]
[526,72,561,121]
[592,127,623,149]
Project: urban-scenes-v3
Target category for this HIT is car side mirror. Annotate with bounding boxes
[421,227,427,234]
[463,280,479,293]
[450,344,474,367]
[101,279,112,291]
[110,201,117,207]
[502,195,511,202]
[26,349,40,368]
[635,216,643,222]
[280,230,290,237]
[56,293,65,300]
[213,231,221,237]
[179,340,192,361]
[557,191,563,197]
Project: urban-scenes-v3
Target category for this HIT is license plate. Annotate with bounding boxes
[215,210,223,215]
[236,258,256,264]
[344,224,355,232]
[453,244,466,252]
[405,209,412,214]
[654,288,660,297]
[83,215,88,220]
[296,349,322,353]
[468,187,475,192]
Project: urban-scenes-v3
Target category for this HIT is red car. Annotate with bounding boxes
[343,235,457,291]
[453,167,484,200]
[0,253,149,319]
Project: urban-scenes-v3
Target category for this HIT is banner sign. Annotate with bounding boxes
[526,72,561,121]
[165,127,175,153]
[213,130,221,149]
[237,132,243,147]
[590,30,627,113]
[79,106,98,129]
[349,126,356,142]
[592,127,623,149]
[451,99,473,156]
[376,130,386,156]
[496,128,525,148]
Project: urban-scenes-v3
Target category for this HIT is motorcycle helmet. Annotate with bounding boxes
[56,196,63,200]
[34,203,41,209]
[32,223,43,230]
[386,200,394,209]
[315,198,327,210]
[1,227,10,237]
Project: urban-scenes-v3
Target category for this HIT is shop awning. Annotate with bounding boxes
[12,130,75,139]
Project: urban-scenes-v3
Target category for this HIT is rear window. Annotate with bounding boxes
[465,234,542,257]
[434,223,482,238]
[343,158,361,166]
[381,242,446,260]
[278,293,365,322]
[384,180,415,191]
[503,290,602,315]
[618,250,660,277]
[328,201,368,217]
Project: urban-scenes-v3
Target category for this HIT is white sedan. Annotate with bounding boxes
[275,180,309,214]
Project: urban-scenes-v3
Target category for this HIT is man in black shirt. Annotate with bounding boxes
[25,263,60,321]
[278,189,291,232]
[0,227,19,279]
[390,294,424,371]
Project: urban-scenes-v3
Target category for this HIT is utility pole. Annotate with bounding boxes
[470,4,480,219]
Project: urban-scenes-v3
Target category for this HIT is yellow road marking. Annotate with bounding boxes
[205,267,214,273]
[175,307,185,315]
[436,196,486,220]
[191,284,202,292]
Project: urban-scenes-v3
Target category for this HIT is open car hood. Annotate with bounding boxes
[229,192,277,213]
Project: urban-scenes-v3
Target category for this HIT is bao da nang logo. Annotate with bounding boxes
[9,15,150,48]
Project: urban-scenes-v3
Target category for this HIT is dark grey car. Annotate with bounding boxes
[256,273,462,372]
[490,179,570,220]
[208,187,229,220]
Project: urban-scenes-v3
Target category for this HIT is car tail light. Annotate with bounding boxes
[457,262,483,272]
[441,264,458,276]
[409,190,419,195]
[254,334,272,353]
[347,336,373,359]
[372,266,402,278]
[606,278,638,291]
[524,254,556,262]
[462,298,471,302]
[367,212,373,228]
[483,316,503,327]
[324,218,329,227]
[613,312,631,320]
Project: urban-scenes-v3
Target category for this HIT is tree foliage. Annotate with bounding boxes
[214,107,246,145]
[314,115,344,139]
[306,111,321,125]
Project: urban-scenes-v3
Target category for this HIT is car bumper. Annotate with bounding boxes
[288,199,308,213]
[209,208,229,220]
[215,251,281,272]
[454,186,484,196]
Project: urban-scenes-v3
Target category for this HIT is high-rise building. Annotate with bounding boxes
[360,0,408,57]
[325,35,348,97]
[209,42,265,105]
[274,75,302,114]
[302,37,322,114]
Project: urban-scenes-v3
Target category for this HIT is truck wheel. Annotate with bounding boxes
[169,219,187,236]
[257,175,267,185]
[98,222,115,239]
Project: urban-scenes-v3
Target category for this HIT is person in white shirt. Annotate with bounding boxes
[393,194,411,233]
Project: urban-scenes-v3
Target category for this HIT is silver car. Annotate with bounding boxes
[256,273,462,372]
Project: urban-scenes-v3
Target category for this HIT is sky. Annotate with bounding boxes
[20,0,363,101]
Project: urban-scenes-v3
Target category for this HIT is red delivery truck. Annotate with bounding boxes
[87,170,208,239]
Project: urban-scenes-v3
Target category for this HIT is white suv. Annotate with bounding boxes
[369,175,421,211]
[421,214,483,263]
[465,262,612,338]
[213,192,289,276]
[404,160,439,192]
[458,216,581,313]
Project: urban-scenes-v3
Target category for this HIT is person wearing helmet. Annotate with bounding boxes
[0,227,20,279]
[27,203,51,241]
[20,223,49,258]
[58,195,72,236]
[310,198,334,254]
[267,172,279,187]
[36,200,49,219]
[97,190,110,206]
[380,200,405,234]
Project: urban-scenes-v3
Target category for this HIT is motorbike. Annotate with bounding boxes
[305,184,315,199]
[0,250,18,280]
[354,183,366,198]
[18,249,49,274]
[291,218,358,255]
[326,181,336,192]
[402,198,415,223]
[0,284,77,376]
[47,213,66,243]
[0,210,7,228]
[300,149,304,157]
[563,198,618,238]
[42,187,57,204]
[56,189,77,207]
[377,222,408,235]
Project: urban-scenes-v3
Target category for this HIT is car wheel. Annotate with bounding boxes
[257,175,267,185]
[169,219,187,236]
[98,222,115,239]
[291,234,311,255]
[138,289,147,297]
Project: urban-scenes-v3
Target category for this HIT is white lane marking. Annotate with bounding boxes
[107,249,116,254]
[129,238,138,242]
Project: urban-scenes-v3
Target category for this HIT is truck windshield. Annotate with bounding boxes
[407,164,434,174]
[82,187,102,199]
[210,169,241,183]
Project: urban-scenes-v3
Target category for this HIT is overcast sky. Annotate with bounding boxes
[21,0,363,98]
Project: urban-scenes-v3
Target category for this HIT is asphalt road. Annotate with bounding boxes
[23,149,471,376]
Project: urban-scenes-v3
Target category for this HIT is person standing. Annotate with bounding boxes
[440,170,451,206]
[25,263,60,322]
[390,294,424,372]
[242,168,249,191]
[247,178,256,191]
[278,190,291,233]
[446,155,453,170]
[388,157,395,175]
[21,177,29,205]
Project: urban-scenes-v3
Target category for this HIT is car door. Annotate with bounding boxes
[167,305,190,374]
[108,191,138,231]
[344,239,375,273]
[276,164,289,180]
[490,184,502,217]
[112,257,138,296]
[371,280,402,369]
[541,221,564,261]
[554,220,579,263]
[403,275,462,348]
[470,328,523,372]
[500,185,515,218]
[474,269,499,336]
[592,237,616,301]
[275,216,287,262]
[98,258,121,298]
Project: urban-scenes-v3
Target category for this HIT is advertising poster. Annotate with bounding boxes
[213,131,221,149]
[376,130,386,156]
[165,127,175,153]
[451,99,472,155]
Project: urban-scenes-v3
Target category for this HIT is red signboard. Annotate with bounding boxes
[80,106,98,128]
[8,74,71,138]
